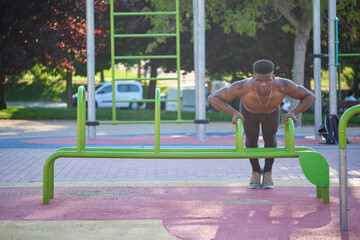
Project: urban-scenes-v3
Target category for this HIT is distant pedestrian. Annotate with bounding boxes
[345,90,356,101]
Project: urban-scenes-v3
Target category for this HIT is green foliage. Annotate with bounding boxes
[281,24,298,35]
[29,64,66,85]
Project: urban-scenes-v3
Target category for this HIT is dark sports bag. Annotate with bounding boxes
[318,114,339,144]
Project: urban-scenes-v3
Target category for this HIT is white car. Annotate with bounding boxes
[165,85,209,112]
[72,81,143,110]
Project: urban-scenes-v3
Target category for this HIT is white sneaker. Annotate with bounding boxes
[248,172,261,189]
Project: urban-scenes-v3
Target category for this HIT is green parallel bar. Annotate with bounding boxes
[323,53,360,57]
[235,119,244,153]
[175,0,181,121]
[43,150,300,160]
[110,0,116,122]
[56,146,313,153]
[115,55,177,60]
[339,105,360,149]
[114,33,176,38]
[113,11,176,16]
[77,86,86,152]
[115,99,177,103]
[285,118,295,152]
[99,120,194,124]
[115,77,178,81]
[155,88,161,154]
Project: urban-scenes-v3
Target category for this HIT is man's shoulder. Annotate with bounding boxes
[275,78,296,91]
[232,78,252,87]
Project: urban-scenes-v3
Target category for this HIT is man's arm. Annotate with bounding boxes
[208,82,245,124]
[282,79,315,124]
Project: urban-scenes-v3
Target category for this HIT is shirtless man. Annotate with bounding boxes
[208,59,315,189]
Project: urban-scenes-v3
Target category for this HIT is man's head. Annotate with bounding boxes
[252,59,275,95]
[253,59,274,75]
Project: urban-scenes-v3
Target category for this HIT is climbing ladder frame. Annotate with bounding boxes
[104,0,190,125]
[43,86,330,204]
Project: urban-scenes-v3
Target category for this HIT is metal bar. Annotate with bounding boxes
[176,0,182,121]
[323,53,360,57]
[339,149,348,231]
[56,146,313,153]
[284,118,295,152]
[77,86,86,152]
[155,88,161,154]
[110,0,116,122]
[338,105,360,231]
[194,0,207,142]
[334,18,339,66]
[114,33,176,38]
[115,99,177,103]
[115,77,178,81]
[86,0,96,138]
[328,0,337,115]
[114,55,177,60]
[99,120,194,124]
[313,0,322,140]
[235,119,244,153]
[113,11,176,16]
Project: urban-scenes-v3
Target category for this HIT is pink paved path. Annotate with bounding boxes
[1,185,359,239]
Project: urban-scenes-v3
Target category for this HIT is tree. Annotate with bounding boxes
[0,0,108,110]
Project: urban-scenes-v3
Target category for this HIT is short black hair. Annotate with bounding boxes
[253,59,274,74]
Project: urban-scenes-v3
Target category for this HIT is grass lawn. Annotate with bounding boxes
[1,106,360,126]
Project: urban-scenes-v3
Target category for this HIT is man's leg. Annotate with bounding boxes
[241,103,261,189]
[260,106,280,188]
[241,103,261,173]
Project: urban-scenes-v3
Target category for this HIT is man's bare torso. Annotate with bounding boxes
[234,78,289,114]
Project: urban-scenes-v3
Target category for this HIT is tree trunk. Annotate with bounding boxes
[100,69,104,83]
[146,63,157,110]
[66,69,73,108]
[291,27,311,126]
[0,74,6,110]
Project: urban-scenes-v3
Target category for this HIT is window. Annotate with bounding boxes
[102,85,112,94]
[129,85,140,92]
[117,84,140,92]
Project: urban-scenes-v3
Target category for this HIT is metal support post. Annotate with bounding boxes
[339,149,348,231]
[193,0,206,142]
[328,0,337,115]
[313,0,322,140]
[86,0,96,138]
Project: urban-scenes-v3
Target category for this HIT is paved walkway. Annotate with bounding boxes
[0,120,359,239]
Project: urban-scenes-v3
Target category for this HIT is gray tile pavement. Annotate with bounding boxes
[0,120,359,184]
[1,148,359,183]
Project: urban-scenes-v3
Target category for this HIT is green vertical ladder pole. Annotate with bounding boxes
[107,0,188,125]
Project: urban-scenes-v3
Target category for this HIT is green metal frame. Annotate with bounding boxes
[339,105,360,149]
[43,86,331,204]
[107,0,184,125]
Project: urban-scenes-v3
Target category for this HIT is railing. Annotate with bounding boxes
[338,104,360,231]
[43,87,330,205]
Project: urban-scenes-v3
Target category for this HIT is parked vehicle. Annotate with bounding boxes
[72,81,143,110]
[165,85,209,112]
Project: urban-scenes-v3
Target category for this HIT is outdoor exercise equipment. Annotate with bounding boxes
[43,86,330,204]
[338,105,360,231]
[106,0,189,125]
